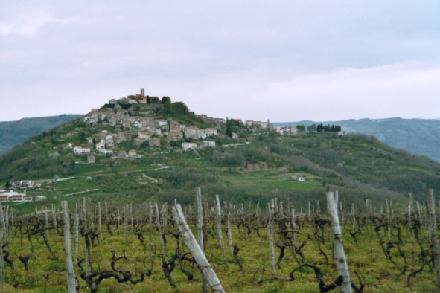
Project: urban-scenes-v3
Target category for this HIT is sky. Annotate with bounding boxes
[1,1,440,122]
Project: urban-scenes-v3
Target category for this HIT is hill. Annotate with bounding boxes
[1,94,439,214]
[275,118,440,162]
[0,115,82,155]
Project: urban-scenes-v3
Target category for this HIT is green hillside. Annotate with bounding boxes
[1,96,439,214]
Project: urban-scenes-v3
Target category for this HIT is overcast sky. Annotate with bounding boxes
[1,1,440,122]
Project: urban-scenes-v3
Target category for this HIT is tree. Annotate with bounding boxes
[307,123,317,132]
[150,97,160,104]
[5,180,11,189]
[162,96,171,104]
[296,125,306,132]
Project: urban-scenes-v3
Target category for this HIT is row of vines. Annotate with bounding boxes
[0,189,439,292]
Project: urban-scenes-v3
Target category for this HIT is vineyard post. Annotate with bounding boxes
[200,194,209,293]
[84,199,91,275]
[82,197,86,216]
[327,190,338,241]
[172,204,226,293]
[130,203,134,233]
[197,187,208,293]
[268,200,276,278]
[326,191,352,293]
[74,202,79,264]
[351,204,357,239]
[307,201,311,238]
[291,208,297,252]
[90,203,95,235]
[196,187,203,250]
[51,204,58,235]
[427,189,440,292]
[203,200,209,250]
[154,203,165,256]
[124,205,128,246]
[227,208,233,256]
[386,200,391,242]
[62,201,76,293]
[161,203,168,237]
[216,195,227,264]
[98,202,102,240]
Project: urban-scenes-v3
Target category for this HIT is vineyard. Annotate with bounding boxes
[0,189,439,293]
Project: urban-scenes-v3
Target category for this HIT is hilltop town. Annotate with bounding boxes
[77,88,283,158]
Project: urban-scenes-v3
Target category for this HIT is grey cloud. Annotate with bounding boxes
[1,1,440,121]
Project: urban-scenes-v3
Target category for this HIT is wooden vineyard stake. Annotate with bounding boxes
[196,187,204,250]
[154,203,165,257]
[74,202,79,265]
[98,202,102,240]
[268,200,276,278]
[196,187,207,293]
[227,207,234,257]
[52,204,58,235]
[326,191,352,293]
[172,204,225,293]
[62,201,76,293]
[124,205,128,246]
[216,195,227,264]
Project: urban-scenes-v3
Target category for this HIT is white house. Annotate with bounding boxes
[13,180,34,189]
[0,190,33,202]
[97,148,113,155]
[95,140,105,150]
[157,120,168,127]
[74,146,91,154]
[203,128,217,137]
[182,142,198,151]
[200,141,216,148]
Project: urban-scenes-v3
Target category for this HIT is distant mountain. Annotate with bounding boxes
[275,118,440,162]
[0,115,82,155]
